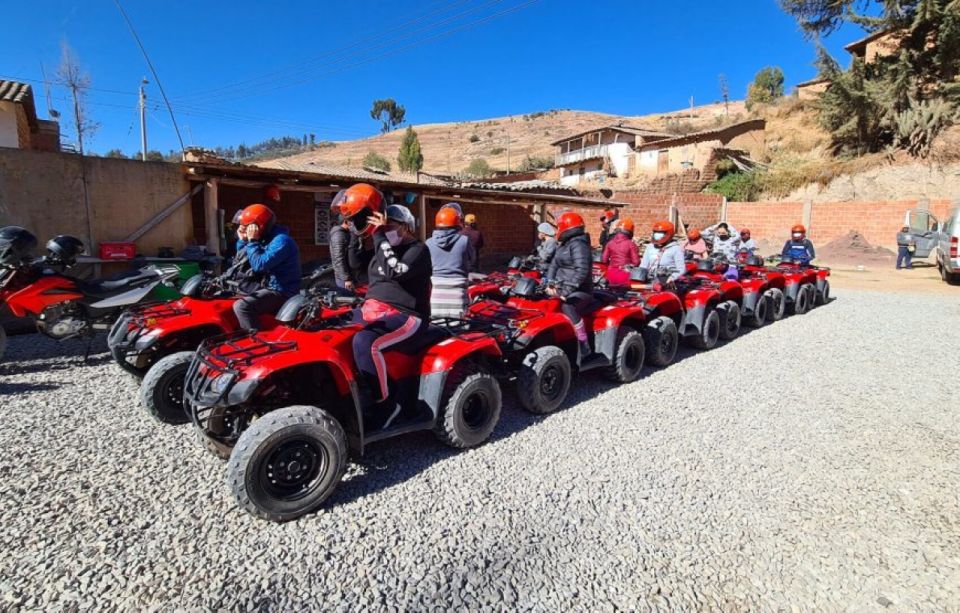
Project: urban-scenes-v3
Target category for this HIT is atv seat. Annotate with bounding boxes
[75,270,159,297]
[388,322,451,355]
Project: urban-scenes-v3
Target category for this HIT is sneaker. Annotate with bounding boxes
[579,340,592,357]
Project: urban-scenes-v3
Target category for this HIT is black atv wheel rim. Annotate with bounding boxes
[624,342,643,372]
[164,377,184,411]
[260,438,327,502]
[462,390,492,431]
[725,314,738,336]
[540,364,565,401]
[660,331,674,355]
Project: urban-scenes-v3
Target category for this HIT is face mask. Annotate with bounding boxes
[792,233,803,240]
[652,232,666,242]
[717,234,729,241]
[385,229,404,246]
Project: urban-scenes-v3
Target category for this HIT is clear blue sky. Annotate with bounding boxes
[0,0,869,155]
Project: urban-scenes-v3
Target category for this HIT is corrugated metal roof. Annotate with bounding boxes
[459,180,580,195]
[0,80,32,103]
[256,158,450,186]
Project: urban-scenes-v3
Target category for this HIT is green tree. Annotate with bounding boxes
[363,150,391,172]
[370,98,406,133]
[746,66,785,110]
[145,150,164,162]
[104,148,127,159]
[397,126,423,172]
[465,158,493,178]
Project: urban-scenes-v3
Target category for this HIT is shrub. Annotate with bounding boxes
[363,150,391,172]
[489,147,505,155]
[469,134,480,143]
[705,171,762,201]
[465,158,494,178]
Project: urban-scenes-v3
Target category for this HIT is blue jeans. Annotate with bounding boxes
[896,246,913,269]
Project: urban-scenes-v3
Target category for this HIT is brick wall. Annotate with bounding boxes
[425,198,538,257]
[726,198,955,249]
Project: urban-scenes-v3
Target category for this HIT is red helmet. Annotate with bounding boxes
[618,218,635,235]
[238,204,276,236]
[264,185,281,202]
[740,228,751,239]
[435,205,462,229]
[687,228,701,241]
[335,183,385,237]
[791,224,806,239]
[651,220,675,247]
[556,211,585,242]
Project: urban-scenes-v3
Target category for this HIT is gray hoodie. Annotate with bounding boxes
[427,227,475,278]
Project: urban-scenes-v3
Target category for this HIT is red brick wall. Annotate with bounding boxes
[727,199,955,249]
[726,201,805,245]
[425,198,538,256]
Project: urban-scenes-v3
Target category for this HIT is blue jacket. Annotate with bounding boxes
[781,238,816,264]
[238,225,301,295]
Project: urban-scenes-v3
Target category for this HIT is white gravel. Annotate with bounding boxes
[0,288,958,610]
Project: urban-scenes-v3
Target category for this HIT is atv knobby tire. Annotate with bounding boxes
[435,367,502,448]
[790,284,812,315]
[716,301,741,341]
[765,288,785,322]
[517,345,571,415]
[643,316,678,368]
[604,328,645,383]
[228,405,348,522]
[815,280,830,306]
[140,351,194,425]
[745,294,768,328]
[0,326,6,362]
[688,309,720,350]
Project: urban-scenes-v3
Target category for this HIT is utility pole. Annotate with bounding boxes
[139,78,148,161]
[506,130,511,174]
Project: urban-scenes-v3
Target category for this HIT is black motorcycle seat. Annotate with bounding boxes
[75,271,158,297]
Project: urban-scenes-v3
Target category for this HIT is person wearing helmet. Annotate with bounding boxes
[639,221,685,284]
[232,203,302,330]
[682,228,708,258]
[781,224,816,264]
[328,192,371,293]
[739,228,758,254]
[339,184,432,406]
[702,222,741,261]
[599,209,620,247]
[601,218,639,286]
[459,213,484,272]
[426,204,475,318]
[546,211,595,356]
[534,222,558,267]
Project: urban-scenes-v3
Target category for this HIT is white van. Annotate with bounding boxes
[905,205,960,285]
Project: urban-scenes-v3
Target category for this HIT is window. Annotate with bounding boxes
[314,192,333,246]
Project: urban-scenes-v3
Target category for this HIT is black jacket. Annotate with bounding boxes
[330,225,371,284]
[366,233,432,317]
[547,231,593,297]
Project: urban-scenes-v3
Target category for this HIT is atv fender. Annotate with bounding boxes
[417,336,502,420]
[592,325,619,364]
[643,293,683,320]
[741,290,761,316]
[784,281,800,302]
[816,277,828,295]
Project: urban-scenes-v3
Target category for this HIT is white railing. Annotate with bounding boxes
[555,144,608,166]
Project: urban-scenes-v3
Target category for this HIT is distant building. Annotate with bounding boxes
[0,80,60,152]
[633,119,766,179]
[795,77,830,101]
[551,124,672,186]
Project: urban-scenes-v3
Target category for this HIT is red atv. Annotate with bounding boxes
[465,275,648,414]
[183,291,504,521]
[765,255,831,315]
[109,264,346,425]
[0,228,180,361]
[735,254,788,324]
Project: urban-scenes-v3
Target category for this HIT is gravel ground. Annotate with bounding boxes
[1,288,958,610]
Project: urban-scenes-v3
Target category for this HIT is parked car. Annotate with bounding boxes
[904,206,960,285]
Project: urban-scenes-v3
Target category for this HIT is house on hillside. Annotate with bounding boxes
[551,124,673,186]
[633,119,766,179]
[0,81,60,152]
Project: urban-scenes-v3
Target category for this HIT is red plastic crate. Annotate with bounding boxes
[99,242,136,260]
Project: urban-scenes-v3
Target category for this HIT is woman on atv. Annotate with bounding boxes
[639,220,685,285]
[682,228,708,259]
[601,218,639,287]
[337,184,432,407]
[545,211,594,357]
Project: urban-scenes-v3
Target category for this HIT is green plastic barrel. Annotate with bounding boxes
[148,262,201,302]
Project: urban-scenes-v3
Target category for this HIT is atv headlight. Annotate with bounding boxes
[133,329,161,350]
[209,373,234,395]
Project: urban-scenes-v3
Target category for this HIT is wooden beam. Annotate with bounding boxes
[191,176,340,194]
[123,184,203,243]
[418,194,427,241]
[204,178,220,255]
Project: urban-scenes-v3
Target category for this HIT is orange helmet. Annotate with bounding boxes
[687,229,701,241]
[556,211,585,242]
[651,220,675,246]
[264,184,281,202]
[791,224,806,239]
[334,183,385,237]
[238,204,276,236]
[435,205,462,229]
[617,218,635,235]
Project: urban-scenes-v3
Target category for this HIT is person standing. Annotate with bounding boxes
[232,204,302,330]
[427,204,474,318]
[896,225,915,270]
[460,213,485,272]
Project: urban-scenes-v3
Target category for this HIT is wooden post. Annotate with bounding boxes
[204,178,220,255]
[418,194,427,241]
[802,199,813,230]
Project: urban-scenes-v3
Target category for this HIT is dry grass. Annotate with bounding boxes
[758,152,889,198]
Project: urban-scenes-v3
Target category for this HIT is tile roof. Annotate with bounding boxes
[550,124,672,146]
[635,119,766,151]
[256,158,449,186]
[0,80,37,126]
[459,179,580,195]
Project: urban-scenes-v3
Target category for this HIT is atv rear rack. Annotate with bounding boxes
[196,330,297,370]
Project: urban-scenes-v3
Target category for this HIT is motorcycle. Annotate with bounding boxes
[0,227,180,359]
